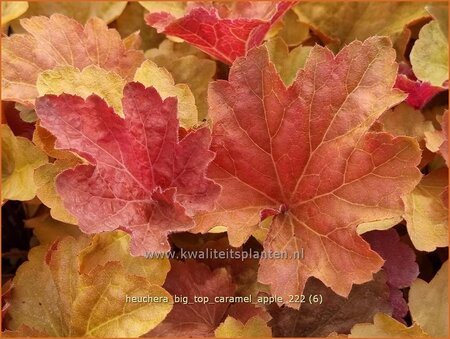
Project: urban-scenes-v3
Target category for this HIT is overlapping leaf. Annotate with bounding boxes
[1,1,28,27]
[2,14,144,106]
[2,124,48,202]
[403,168,448,252]
[363,229,419,320]
[394,64,446,110]
[411,19,449,86]
[196,38,422,304]
[349,313,429,338]
[5,237,172,337]
[148,260,235,337]
[10,1,127,30]
[146,40,217,120]
[215,316,272,338]
[293,2,430,58]
[409,261,448,337]
[35,82,220,255]
[144,1,294,64]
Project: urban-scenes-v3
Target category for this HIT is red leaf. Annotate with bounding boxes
[147,260,235,337]
[145,2,294,64]
[198,37,422,305]
[363,229,419,321]
[394,64,446,109]
[35,82,220,255]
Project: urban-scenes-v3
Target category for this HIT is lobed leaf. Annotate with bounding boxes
[35,82,220,255]
[409,261,448,337]
[196,37,422,304]
[37,65,126,117]
[411,20,449,86]
[148,260,235,337]
[2,124,48,202]
[1,1,28,26]
[215,316,272,338]
[5,236,172,337]
[2,14,144,106]
[144,1,294,64]
[293,2,430,58]
[363,229,419,320]
[134,60,198,128]
[10,1,127,30]
[349,313,429,338]
[403,168,448,252]
[146,40,217,120]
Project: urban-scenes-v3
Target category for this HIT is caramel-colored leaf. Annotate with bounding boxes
[2,14,144,106]
[5,237,172,337]
[24,211,81,245]
[409,261,448,337]
[197,38,421,304]
[403,168,448,252]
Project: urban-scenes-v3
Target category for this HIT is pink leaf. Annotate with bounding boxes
[35,82,220,255]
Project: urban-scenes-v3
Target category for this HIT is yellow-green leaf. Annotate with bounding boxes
[215,316,272,338]
[409,261,448,337]
[293,2,429,58]
[270,9,309,47]
[426,4,448,38]
[37,65,126,117]
[146,40,216,120]
[134,60,198,128]
[79,230,170,285]
[411,20,449,86]
[1,1,28,26]
[403,168,448,251]
[71,261,172,337]
[349,313,429,337]
[266,37,311,86]
[34,160,80,224]
[2,124,48,201]
[5,237,172,338]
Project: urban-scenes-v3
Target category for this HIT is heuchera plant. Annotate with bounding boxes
[1,1,448,338]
